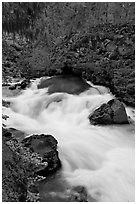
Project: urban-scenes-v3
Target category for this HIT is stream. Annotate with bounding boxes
[2,77,135,202]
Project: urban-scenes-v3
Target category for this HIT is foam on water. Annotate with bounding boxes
[3,80,135,202]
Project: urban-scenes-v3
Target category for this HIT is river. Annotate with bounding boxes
[2,77,135,202]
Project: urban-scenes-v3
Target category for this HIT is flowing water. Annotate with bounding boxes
[2,78,135,202]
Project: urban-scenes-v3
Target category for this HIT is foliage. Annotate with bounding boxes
[2,2,135,106]
[2,2,44,39]
[2,2,135,43]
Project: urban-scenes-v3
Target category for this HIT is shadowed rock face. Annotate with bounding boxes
[89,99,129,125]
[37,75,91,95]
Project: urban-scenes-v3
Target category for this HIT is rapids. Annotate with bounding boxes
[2,78,135,202]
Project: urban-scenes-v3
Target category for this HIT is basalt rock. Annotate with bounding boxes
[89,99,129,125]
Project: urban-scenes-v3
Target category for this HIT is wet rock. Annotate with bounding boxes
[22,134,61,176]
[2,99,10,107]
[8,79,30,90]
[89,99,129,125]
[2,114,9,122]
[108,99,129,124]
[9,84,17,90]
[89,103,113,125]
[20,79,30,89]
[38,75,90,95]
[68,186,88,202]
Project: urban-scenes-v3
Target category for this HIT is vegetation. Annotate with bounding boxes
[2,2,135,104]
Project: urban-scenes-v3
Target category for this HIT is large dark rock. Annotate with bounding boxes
[22,134,61,176]
[108,99,129,124]
[38,75,91,95]
[89,99,129,125]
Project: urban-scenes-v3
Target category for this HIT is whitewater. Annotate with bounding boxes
[2,78,135,202]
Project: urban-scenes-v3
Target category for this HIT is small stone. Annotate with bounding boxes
[9,84,17,90]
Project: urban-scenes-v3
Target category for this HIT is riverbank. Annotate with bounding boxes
[2,23,135,107]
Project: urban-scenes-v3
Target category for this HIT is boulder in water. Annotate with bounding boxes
[20,79,30,89]
[37,75,91,95]
[22,134,61,176]
[89,99,129,125]
[108,99,129,124]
